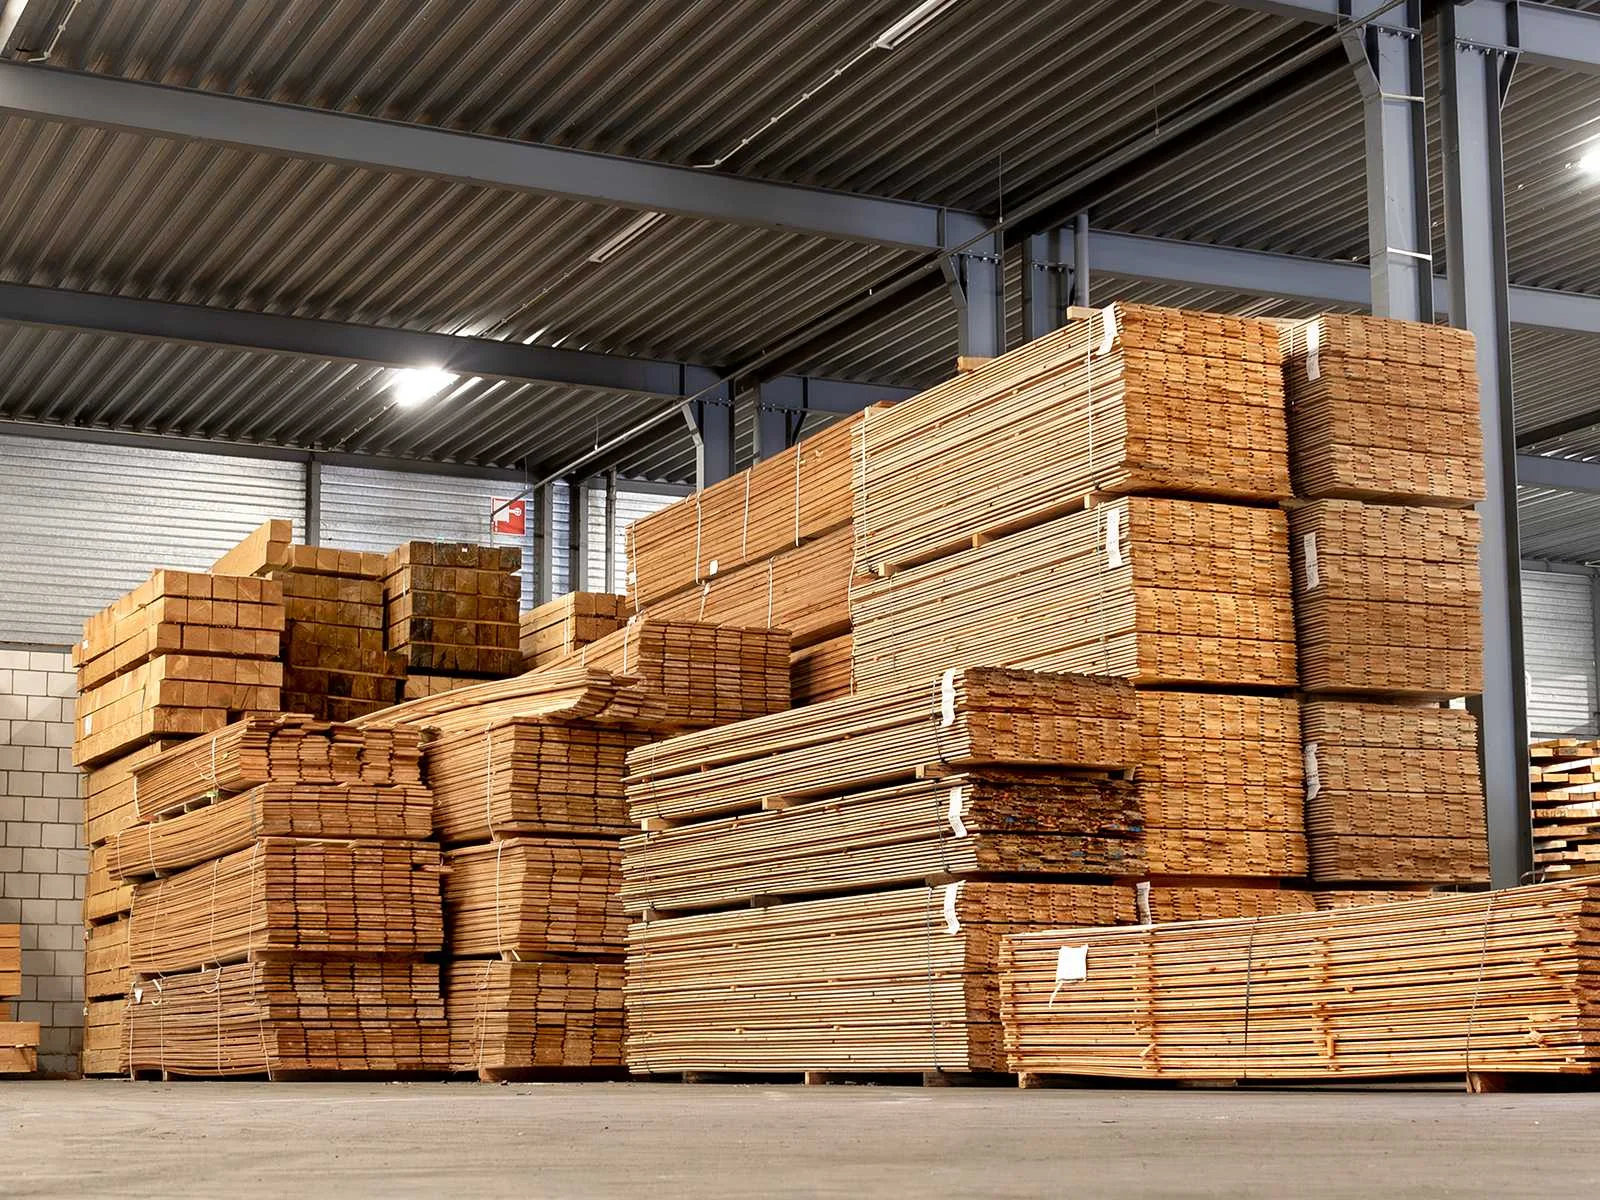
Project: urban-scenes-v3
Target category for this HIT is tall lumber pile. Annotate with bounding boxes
[623,669,1150,1074]
[1529,737,1600,879]
[0,924,38,1076]
[1000,882,1600,1083]
[382,541,524,683]
[109,715,447,1077]
[1280,315,1488,894]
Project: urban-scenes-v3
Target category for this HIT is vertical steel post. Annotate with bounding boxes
[303,454,321,546]
[533,482,556,605]
[1020,230,1069,343]
[1072,212,1090,308]
[604,468,618,593]
[688,382,735,487]
[1440,0,1531,888]
[1345,0,1434,321]
[566,475,589,593]
[941,231,1005,360]
[756,377,803,462]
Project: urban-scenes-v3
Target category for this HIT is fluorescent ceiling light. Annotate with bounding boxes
[872,0,959,51]
[1580,145,1600,177]
[389,367,457,408]
[588,211,668,264]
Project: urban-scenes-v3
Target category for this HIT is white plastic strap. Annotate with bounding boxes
[1302,533,1320,592]
[1135,880,1152,927]
[939,668,958,727]
[1304,742,1321,803]
[942,881,963,934]
[1104,507,1123,568]
[1048,945,1089,1008]
[1098,305,1118,355]
[946,786,967,838]
[1306,320,1322,382]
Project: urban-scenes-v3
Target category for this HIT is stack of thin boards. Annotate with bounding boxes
[383,542,523,685]
[520,592,630,670]
[104,715,447,1077]
[1530,738,1600,878]
[1000,882,1599,1084]
[213,521,403,722]
[1279,315,1488,893]
[626,413,866,706]
[624,668,1155,1075]
[1,924,39,1075]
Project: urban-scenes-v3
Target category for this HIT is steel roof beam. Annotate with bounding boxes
[0,62,988,253]
[1518,453,1600,494]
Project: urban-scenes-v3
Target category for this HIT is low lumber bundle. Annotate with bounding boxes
[1144,887,1316,923]
[124,959,447,1077]
[130,714,423,820]
[0,923,19,998]
[625,883,1137,1074]
[622,773,1143,917]
[1314,889,1434,909]
[852,304,1290,577]
[277,571,405,722]
[1000,882,1600,1082]
[427,719,649,844]
[1531,738,1600,878]
[382,541,523,677]
[851,497,1296,693]
[355,667,654,732]
[1302,701,1487,884]
[126,839,444,975]
[790,633,852,706]
[444,839,625,958]
[1279,315,1483,506]
[625,669,1139,825]
[626,412,863,608]
[0,1021,39,1076]
[521,592,630,669]
[82,1000,124,1077]
[445,959,625,1075]
[1290,500,1483,697]
[86,844,135,923]
[211,519,387,580]
[85,917,130,1000]
[1134,691,1306,877]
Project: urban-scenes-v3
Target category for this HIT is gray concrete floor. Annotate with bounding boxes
[1,1080,1596,1198]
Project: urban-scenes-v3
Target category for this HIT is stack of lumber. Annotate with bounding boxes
[1278,315,1484,506]
[0,924,35,1076]
[1302,701,1487,884]
[72,570,285,766]
[1289,501,1482,697]
[1144,886,1315,923]
[382,541,523,680]
[1134,691,1306,877]
[790,633,853,706]
[520,592,630,670]
[443,839,626,958]
[1530,737,1600,879]
[1000,881,1600,1082]
[850,497,1296,693]
[1314,889,1433,909]
[357,667,658,732]
[399,674,487,701]
[627,883,1137,1074]
[446,959,624,1076]
[851,304,1290,578]
[211,519,386,581]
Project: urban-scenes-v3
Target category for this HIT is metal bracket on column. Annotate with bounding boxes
[1344,0,1434,322]
[682,379,735,489]
[941,229,1004,361]
[1441,0,1529,889]
[1020,229,1071,344]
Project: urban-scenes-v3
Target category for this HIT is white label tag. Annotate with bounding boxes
[1105,508,1123,568]
[947,787,968,838]
[1306,321,1322,382]
[943,881,963,934]
[83,714,93,734]
[940,668,958,727]
[706,558,719,577]
[1302,533,1320,592]
[133,985,143,1003]
[1099,306,1118,355]
[1304,742,1321,802]
[1048,945,1089,1007]
[1135,881,1152,927]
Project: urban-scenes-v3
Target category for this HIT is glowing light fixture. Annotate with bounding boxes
[1580,144,1600,177]
[588,211,668,264]
[873,0,960,51]
[389,367,457,408]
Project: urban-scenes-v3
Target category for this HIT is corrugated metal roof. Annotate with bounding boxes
[1520,484,1600,563]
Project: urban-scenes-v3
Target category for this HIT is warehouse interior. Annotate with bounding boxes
[5,0,1600,1194]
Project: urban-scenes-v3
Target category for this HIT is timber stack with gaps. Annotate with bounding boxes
[1,924,38,1075]
[1529,736,1600,879]
[382,541,525,697]
[362,619,792,1081]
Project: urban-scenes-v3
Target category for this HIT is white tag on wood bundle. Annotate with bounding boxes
[1048,945,1089,1006]
[1098,305,1119,355]
[940,667,958,727]
[706,558,718,577]
[1306,320,1322,381]
[1302,533,1320,592]
[1135,880,1152,927]
[1104,507,1123,568]
[947,786,968,838]
[1304,741,1321,802]
[943,881,963,934]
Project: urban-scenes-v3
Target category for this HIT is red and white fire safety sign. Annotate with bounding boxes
[491,497,525,536]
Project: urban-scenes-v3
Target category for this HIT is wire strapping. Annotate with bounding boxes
[1464,892,1497,1079]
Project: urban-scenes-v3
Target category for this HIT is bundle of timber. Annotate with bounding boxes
[0,924,31,1076]
[82,1000,124,1078]
[851,497,1296,693]
[0,924,20,997]
[790,633,852,706]
[521,592,630,669]
[626,883,1136,1075]
[276,571,405,722]
[1134,691,1306,878]
[86,844,134,925]
[382,541,523,678]
[1302,701,1487,884]
[1313,889,1434,909]
[1289,500,1482,697]
[852,304,1290,578]
[1144,886,1316,923]
[1531,738,1600,878]
[625,668,1140,825]
[1000,881,1600,1082]
[1278,315,1483,506]
[427,719,649,843]
[626,412,864,608]
[444,839,625,958]
[355,666,657,732]
[445,959,625,1077]
[83,916,133,1075]
[125,960,447,1077]
[211,519,387,580]
[622,772,1142,917]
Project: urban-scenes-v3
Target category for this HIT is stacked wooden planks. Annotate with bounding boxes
[1302,701,1487,884]
[211,519,386,581]
[852,304,1290,579]
[850,496,1297,693]
[382,541,523,680]
[0,924,34,1076]
[72,570,285,767]
[1278,315,1483,506]
[0,924,20,998]
[445,959,625,1076]
[1289,501,1482,697]
[790,633,853,706]
[1144,886,1316,923]
[444,838,626,958]
[1134,691,1306,878]
[1530,737,1600,879]
[1000,882,1600,1082]
[520,592,630,669]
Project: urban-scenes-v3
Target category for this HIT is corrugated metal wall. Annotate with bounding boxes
[1523,568,1598,738]
[585,485,682,593]
[0,434,305,646]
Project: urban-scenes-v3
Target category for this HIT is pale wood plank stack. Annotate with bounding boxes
[0,924,37,1076]
[520,592,629,670]
[382,541,524,681]
[1000,882,1600,1083]
[1530,737,1600,879]
[790,633,853,706]
[445,959,625,1076]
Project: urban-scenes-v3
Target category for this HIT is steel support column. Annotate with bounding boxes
[304,455,322,546]
[1020,230,1069,343]
[685,383,735,489]
[603,469,618,593]
[755,377,803,462]
[1346,0,1434,321]
[566,475,590,593]
[1441,0,1531,888]
[942,232,1005,360]
[533,483,556,605]
[1073,213,1091,308]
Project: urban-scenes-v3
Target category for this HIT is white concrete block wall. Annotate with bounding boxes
[0,648,85,1075]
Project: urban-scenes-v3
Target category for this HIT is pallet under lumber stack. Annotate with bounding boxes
[1,924,39,1075]
[1279,314,1489,895]
[109,715,447,1077]
[1530,737,1600,879]
[383,541,523,689]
